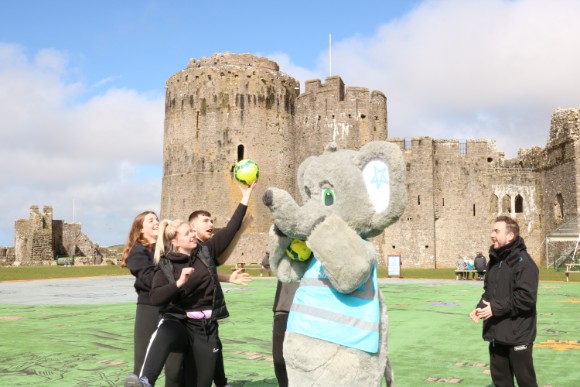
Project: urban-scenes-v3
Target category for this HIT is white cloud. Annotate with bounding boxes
[311,0,580,157]
[0,43,164,246]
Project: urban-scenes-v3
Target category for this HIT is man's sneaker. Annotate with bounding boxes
[124,374,142,387]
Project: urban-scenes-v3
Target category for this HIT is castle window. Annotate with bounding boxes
[459,140,467,157]
[237,144,244,162]
[501,195,511,213]
[442,198,445,206]
[418,195,421,205]
[473,204,476,216]
[515,195,524,213]
[404,138,412,150]
[555,193,564,220]
[406,163,411,172]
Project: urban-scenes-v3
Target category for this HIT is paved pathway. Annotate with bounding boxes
[0,275,483,305]
[0,275,136,305]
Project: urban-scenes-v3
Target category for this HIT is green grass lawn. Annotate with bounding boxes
[0,278,579,386]
[0,264,574,282]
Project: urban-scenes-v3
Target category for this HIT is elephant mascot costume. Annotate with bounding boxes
[262,141,407,386]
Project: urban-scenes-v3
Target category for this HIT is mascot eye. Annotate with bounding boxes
[322,188,335,206]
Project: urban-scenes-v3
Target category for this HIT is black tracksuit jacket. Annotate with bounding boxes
[477,236,539,346]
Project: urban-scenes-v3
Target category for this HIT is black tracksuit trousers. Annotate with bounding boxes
[134,304,184,386]
[489,342,537,387]
[140,315,220,387]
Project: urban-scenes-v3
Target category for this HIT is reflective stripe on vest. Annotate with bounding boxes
[287,257,380,353]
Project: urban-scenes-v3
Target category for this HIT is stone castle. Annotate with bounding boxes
[0,205,105,266]
[160,52,579,268]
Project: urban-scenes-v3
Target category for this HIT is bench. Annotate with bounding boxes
[565,263,580,282]
[56,256,74,266]
[455,270,485,280]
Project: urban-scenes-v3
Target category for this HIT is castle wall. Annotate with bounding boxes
[540,108,580,259]
[384,138,496,267]
[383,137,436,267]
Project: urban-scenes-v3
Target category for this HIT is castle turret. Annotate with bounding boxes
[294,76,387,165]
[161,53,300,261]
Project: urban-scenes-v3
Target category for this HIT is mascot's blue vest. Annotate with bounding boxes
[287,257,381,353]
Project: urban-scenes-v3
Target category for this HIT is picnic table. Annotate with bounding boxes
[454,269,485,280]
[565,263,580,282]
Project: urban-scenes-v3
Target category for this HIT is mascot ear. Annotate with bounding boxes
[354,141,407,237]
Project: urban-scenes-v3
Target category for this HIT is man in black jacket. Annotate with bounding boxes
[470,216,538,387]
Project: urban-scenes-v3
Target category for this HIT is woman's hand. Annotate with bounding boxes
[176,267,195,288]
[229,268,252,285]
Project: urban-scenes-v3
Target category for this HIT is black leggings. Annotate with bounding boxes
[272,313,289,387]
[140,315,220,387]
[489,342,537,387]
[133,304,184,386]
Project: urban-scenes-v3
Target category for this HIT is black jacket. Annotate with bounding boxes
[478,236,538,345]
[126,243,157,305]
[150,247,228,321]
[474,253,487,272]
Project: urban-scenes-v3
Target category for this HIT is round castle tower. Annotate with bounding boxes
[161,53,300,262]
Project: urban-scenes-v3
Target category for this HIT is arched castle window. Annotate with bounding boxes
[490,194,498,213]
[237,144,245,161]
[501,195,511,214]
[515,195,524,213]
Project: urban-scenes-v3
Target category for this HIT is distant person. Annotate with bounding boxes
[261,252,271,271]
[470,216,539,387]
[457,256,466,280]
[120,211,183,387]
[474,251,487,280]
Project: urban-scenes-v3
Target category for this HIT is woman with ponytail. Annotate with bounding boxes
[121,212,183,387]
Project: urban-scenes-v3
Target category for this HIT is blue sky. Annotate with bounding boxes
[1,0,580,247]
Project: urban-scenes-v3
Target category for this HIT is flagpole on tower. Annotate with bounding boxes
[329,33,332,76]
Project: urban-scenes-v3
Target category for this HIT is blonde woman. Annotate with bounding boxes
[121,212,184,387]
